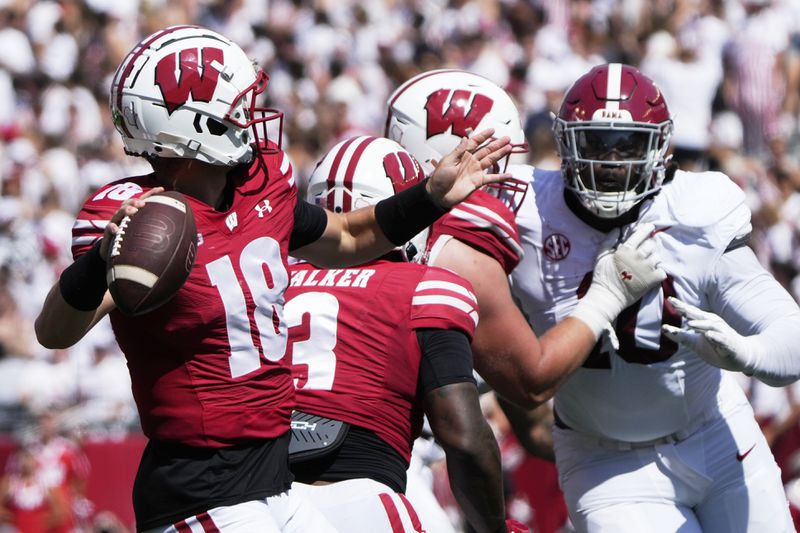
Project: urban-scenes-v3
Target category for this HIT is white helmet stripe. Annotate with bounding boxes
[605,63,622,111]
[323,136,360,211]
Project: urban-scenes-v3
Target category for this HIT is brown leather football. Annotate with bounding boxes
[106,191,197,316]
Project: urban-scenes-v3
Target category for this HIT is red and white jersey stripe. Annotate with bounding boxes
[286,259,477,461]
[425,189,523,274]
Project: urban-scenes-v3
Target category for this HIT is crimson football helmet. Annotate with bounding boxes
[554,63,673,218]
[384,69,528,175]
[307,136,428,260]
[110,25,282,166]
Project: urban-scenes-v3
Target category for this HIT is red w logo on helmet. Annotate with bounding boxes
[383,151,422,193]
[425,89,493,139]
[155,47,224,115]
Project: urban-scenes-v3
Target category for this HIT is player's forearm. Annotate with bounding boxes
[739,316,800,387]
[426,383,507,532]
[294,206,390,267]
[443,429,506,533]
[35,284,113,349]
[473,316,596,407]
[300,179,447,267]
[535,317,599,396]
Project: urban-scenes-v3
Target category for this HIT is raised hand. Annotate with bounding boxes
[99,187,165,259]
[571,223,667,337]
[597,223,667,308]
[426,128,512,209]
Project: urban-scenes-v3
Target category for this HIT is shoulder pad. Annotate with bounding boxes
[431,189,523,273]
[654,170,751,251]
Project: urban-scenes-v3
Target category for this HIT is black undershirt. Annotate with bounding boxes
[133,433,292,531]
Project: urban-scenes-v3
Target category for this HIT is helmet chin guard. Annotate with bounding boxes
[110,25,283,166]
[554,63,673,219]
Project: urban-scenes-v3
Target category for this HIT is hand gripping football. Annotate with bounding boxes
[106,191,197,316]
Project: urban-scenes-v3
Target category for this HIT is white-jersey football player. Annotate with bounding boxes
[512,64,800,532]
[386,69,665,413]
[389,64,800,532]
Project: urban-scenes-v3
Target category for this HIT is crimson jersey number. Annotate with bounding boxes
[578,273,681,368]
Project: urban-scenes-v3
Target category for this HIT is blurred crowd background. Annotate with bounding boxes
[1,0,800,531]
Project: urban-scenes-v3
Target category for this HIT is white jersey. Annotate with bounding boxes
[509,166,755,443]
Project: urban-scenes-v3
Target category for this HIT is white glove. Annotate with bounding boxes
[661,297,761,374]
[571,223,667,337]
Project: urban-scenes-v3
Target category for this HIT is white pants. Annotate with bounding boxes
[554,402,794,532]
[143,490,338,533]
[405,451,457,533]
[291,479,426,532]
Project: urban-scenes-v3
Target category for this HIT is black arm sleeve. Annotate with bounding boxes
[416,328,476,397]
[290,199,328,251]
[374,179,448,246]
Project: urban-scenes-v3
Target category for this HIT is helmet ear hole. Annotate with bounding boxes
[207,118,228,136]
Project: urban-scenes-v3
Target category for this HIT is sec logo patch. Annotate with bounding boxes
[543,233,570,261]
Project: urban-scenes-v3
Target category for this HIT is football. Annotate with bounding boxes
[106,191,198,316]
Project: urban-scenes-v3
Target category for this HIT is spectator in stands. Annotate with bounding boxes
[0,448,71,533]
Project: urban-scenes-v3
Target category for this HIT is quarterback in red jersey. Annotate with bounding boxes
[286,135,512,533]
[34,27,512,533]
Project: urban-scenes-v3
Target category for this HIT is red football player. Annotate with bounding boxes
[34,26,512,533]
[286,135,508,532]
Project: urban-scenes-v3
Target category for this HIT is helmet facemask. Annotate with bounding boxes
[556,119,672,219]
[553,63,673,220]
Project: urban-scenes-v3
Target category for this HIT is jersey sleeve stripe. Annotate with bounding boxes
[415,280,477,303]
[448,206,524,258]
[457,201,517,235]
[72,235,101,247]
[411,295,479,326]
[279,152,294,186]
[73,219,110,230]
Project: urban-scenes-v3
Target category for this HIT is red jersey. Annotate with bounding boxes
[426,189,522,274]
[72,146,297,447]
[4,477,55,533]
[285,259,478,461]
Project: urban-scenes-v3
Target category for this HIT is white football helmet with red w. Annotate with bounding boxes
[110,25,282,166]
[307,136,428,260]
[384,69,528,175]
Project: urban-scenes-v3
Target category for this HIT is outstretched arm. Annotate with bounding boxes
[663,245,800,386]
[292,129,511,267]
[431,223,666,408]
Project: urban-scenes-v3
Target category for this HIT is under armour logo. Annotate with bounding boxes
[255,199,272,218]
[620,271,632,281]
[225,212,238,232]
